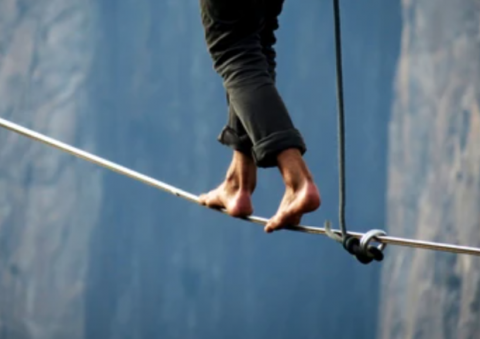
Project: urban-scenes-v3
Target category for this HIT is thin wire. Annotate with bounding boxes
[332,0,347,238]
[1,117,480,256]
[1,117,479,256]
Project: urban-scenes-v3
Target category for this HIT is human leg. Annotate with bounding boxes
[199,0,321,226]
[198,0,261,217]
[264,148,321,232]
[221,0,282,156]
[200,0,306,168]
[198,150,256,217]
[258,0,321,232]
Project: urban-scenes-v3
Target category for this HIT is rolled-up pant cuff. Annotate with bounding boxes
[217,126,253,157]
[252,128,306,168]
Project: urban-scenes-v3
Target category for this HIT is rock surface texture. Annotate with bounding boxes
[0,1,402,339]
[378,1,480,338]
[0,2,99,339]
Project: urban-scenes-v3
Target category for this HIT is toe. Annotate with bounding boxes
[265,216,280,233]
[204,191,223,208]
[265,211,302,233]
[198,194,206,205]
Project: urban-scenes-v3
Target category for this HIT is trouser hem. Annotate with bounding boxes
[251,128,306,168]
[217,125,253,157]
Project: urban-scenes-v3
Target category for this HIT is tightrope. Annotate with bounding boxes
[1,117,480,257]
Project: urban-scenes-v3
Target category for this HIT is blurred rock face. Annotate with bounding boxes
[0,1,100,339]
[0,1,402,339]
[378,1,480,338]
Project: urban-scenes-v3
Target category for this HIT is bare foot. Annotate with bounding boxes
[265,148,321,233]
[199,151,256,218]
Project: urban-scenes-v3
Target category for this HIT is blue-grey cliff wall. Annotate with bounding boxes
[0,1,401,338]
[378,1,480,338]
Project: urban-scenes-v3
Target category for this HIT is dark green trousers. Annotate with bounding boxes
[200,0,307,168]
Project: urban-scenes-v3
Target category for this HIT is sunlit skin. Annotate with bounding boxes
[199,148,321,232]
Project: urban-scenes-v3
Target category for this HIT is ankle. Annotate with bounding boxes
[224,171,241,190]
[224,151,257,192]
[284,174,312,193]
[277,148,314,189]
